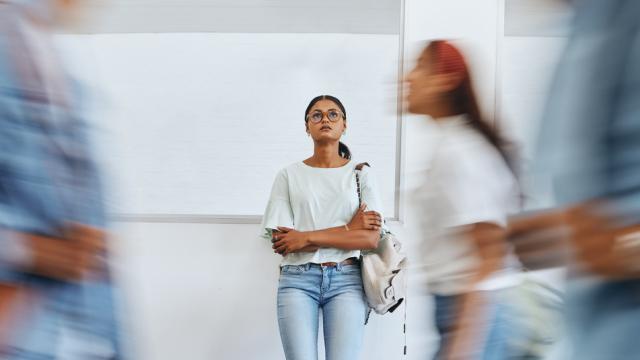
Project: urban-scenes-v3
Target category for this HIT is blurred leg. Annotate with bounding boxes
[433,292,514,360]
[433,294,459,360]
[480,295,511,360]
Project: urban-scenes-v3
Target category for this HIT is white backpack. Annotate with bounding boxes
[355,163,408,315]
[361,231,408,315]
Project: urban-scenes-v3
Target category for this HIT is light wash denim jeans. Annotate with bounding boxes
[277,262,368,360]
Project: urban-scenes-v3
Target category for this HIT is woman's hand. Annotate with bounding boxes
[348,203,383,231]
[272,227,312,256]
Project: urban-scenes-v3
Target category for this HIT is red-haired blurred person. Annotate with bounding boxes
[405,40,521,359]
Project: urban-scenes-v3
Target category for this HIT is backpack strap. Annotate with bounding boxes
[355,162,370,171]
[355,161,405,355]
[354,162,370,206]
[403,295,407,356]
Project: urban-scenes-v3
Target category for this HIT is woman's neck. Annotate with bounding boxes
[427,101,465,120]
[305,143,347,168]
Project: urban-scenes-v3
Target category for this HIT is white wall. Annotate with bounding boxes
[65,33,400,218]
[110,1,502,359]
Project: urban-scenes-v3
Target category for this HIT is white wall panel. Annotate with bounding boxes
[58,33,400,218]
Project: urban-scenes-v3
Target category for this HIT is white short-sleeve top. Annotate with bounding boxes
[413,115,520,295]
[261,160,386,266]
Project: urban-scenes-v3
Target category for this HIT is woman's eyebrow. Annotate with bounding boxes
[310,108,340,112]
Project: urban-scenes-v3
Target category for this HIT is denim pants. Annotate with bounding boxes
[432,291,514,360]
[277,263,368,360]
[565,278,640,360]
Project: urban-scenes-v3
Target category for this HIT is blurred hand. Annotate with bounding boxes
[510,203,640,278]
[348,203,382,231]
[567,204,640,279]
[23,233,86,281]
[21,224,107,281]
[66,222,107,253]
[508,210,571,270]
[66,223,108,274]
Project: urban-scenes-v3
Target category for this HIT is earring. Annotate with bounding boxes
[307,132,310,137]
[343,130,347,136]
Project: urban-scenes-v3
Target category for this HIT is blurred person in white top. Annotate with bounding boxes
[405,40,521,360]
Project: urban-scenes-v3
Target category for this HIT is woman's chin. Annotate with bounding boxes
[314,134,339,143]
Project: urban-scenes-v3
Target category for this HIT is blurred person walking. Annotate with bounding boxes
[405,40,522,360]
[509,1,640,359]
[0,0,123,358]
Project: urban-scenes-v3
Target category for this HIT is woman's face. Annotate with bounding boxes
[306,99,347,143]
[405,48,444,116]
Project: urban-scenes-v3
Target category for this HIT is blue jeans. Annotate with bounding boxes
[565,278,640,360]
[433,292,514,360]
[277,263,368,360]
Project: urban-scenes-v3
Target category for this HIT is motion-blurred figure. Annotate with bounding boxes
[509,0,640,359]
[0,0,123,358]
[405,40,522,359]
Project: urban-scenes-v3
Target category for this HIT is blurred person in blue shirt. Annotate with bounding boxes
[0,0,123,358]
[509,0,640,359]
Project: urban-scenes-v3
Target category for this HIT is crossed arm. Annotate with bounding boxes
[271,204,383,256]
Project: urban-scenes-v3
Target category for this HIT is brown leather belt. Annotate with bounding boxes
[318,257,358,267]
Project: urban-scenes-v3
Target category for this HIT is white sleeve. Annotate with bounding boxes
[260,169,295,240]
[359,166,389,234]
[436,147,514,228]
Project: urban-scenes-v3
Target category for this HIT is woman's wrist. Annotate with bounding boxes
[308,230,332,248]
[306,231,319,247]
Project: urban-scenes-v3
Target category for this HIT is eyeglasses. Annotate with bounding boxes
[306,109,345,124]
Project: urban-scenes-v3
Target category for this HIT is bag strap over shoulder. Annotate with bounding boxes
[355,162,370,171]
[354,162,370,206]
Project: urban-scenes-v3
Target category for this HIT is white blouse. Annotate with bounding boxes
[261,160,387,266]
[413,115,520,295]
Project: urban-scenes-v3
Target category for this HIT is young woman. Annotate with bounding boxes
[405,41,521,359]
[261,95,386,360]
